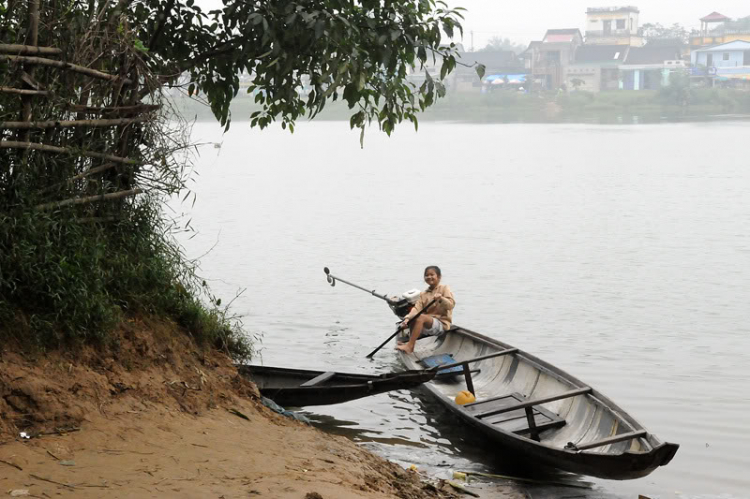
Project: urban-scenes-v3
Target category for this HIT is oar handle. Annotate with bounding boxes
[324,267,391,302]
[365,298,438,358]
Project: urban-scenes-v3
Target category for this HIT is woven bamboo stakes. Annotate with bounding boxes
[35,188,144,211]
[0,55,133,84]
[0,43,62,55]
[0,141,138,164]
[0,87,48,95]
[0,117,148,129]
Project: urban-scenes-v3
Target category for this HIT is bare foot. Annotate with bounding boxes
[395,343,414,354]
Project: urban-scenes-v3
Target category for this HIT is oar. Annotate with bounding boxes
[365,298,437,359]
[324,267,392,302]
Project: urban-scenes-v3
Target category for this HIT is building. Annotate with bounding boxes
[690,12,750,49]
[691,40,750,86]
[528,29,583,89]
[585,6,644,47]
[566,45,629,91]
[620,45,685,90]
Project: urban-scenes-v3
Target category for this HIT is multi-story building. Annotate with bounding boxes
[585,6,644,47]
[527,29,584,89]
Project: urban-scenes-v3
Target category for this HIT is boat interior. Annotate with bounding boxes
[404,327,655,456]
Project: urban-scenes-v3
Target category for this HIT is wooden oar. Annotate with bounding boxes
[365,298,437,358]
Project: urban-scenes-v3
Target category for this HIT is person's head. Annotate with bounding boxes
[424,266,441,287]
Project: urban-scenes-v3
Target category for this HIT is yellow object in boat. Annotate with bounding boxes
[454,390,476,405]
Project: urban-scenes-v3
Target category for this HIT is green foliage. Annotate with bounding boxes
[479,36,526,54]
[0,202,253,360]
[641,22,689,43]
[657,71,691,105]
[128,0,465,134]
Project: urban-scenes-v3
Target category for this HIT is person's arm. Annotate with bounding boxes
[438,285,455,310]
[402,293,425,324]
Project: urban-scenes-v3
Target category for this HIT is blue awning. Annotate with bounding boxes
[485,74,527,83]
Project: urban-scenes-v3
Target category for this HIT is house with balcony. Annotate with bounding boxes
[528,29,583,89]
[585,6,644,47]
[691,40,750,86]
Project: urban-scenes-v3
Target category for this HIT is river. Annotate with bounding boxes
[174,120,750,499]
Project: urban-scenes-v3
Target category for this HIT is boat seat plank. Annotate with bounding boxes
[469,387,591,419]
[467,393,566,436]
[567,430,648,451]
[499,413,565,435]
[300,371,336,387]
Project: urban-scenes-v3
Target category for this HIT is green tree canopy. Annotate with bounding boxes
[479,36,526,54]
[131,0,469,135]
[641,23,689,44]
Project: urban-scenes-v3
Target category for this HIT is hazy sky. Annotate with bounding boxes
[196,1,749,49]
[451,1,749,48]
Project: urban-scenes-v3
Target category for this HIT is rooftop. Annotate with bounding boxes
[700,12,730,22]
[543,29,583,44]
[587,6,639,14]
[574,45,628,63]
[624,45,683,64]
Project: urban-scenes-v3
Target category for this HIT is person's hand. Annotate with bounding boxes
[433,293,442,301]
[401,319,410,329]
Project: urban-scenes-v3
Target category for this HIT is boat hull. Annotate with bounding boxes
[237,365,436,407]
[397,326,678,480]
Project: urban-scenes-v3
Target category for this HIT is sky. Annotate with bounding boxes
[450,0,749,49]
[196,1,750,50]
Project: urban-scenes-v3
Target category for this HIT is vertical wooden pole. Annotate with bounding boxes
[20,0,40,127]
[16,0,41,186]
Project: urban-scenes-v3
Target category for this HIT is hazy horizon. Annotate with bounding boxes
[196,1,749,50]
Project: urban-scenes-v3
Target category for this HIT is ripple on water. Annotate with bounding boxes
[178,121,750,498]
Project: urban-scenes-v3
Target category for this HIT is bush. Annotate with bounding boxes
[0,202,253,360]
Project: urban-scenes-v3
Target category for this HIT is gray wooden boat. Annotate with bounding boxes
[397,326,679,480]
[237,365,436,407]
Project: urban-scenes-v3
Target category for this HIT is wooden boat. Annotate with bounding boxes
[396,326,679,480]
[236,365,436,407]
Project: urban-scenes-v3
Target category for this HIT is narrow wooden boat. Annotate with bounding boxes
[396,326,679,480]
[236,365,436,407]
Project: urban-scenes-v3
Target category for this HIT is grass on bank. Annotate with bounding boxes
[0,201,253,360]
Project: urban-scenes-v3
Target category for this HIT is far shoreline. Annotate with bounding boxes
[172,89,750,126]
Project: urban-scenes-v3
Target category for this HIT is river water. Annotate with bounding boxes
[174,120,750,499]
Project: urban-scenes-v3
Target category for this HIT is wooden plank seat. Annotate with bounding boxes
[300,371,336,387]
[463,392,567,439]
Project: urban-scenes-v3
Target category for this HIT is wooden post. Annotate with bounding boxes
[462,362,475,396]
[524,407,540,442]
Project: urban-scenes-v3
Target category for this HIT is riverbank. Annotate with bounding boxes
[0,316,523,498]
[174,88,750,125]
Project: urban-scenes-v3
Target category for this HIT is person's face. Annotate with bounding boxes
[424,269,440,287]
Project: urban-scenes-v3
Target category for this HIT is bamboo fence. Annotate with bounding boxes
[0,1,171,216]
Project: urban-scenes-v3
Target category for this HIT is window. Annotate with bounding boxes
[723,53,730,61]
[616,19,626,30]
[603,20,612,35]
[614,52,620,60]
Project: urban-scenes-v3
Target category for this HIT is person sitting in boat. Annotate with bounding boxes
[396,266,455,354]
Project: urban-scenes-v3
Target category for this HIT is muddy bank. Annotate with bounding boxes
[0,317,523,498]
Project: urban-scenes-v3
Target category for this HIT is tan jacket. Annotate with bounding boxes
[404,283,455,329]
